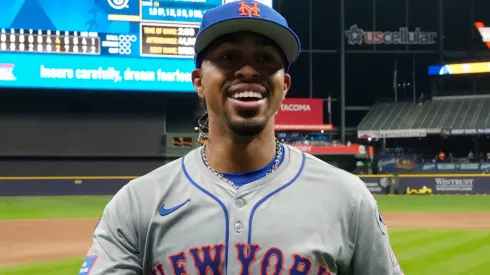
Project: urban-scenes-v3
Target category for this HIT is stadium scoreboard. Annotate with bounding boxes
[0,0,212,60]
[0,0,273,92]
[1,29,100,55]
[140,24,199,58]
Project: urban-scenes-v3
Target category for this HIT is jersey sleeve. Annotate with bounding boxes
[347,182,404,275]
[78,184,143,275]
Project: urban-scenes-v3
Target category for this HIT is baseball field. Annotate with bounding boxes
[1,195,489,274]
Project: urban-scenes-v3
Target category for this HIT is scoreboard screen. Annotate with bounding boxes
[0,0,273,93]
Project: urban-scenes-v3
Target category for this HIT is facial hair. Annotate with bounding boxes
[228,120,267,138]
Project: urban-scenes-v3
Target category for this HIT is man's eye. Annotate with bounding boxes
[220,53,238,60]
[259,54,275,62]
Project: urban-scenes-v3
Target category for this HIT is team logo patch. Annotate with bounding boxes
[375,206,387,235]
[79,255,98,275]
[389,246,404,274]
[238,1,260,17]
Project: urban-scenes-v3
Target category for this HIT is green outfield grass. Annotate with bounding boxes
[2,194,489,220]
[0,257,85,275]
[388,228,490,275]
[374,194,490,212]
[1,195,490,274]
[0,196,112,220]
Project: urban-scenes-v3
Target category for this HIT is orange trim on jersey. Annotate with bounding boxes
[234,242,261,275]
[259,247,285,275]
[317,264,332,275]
[188,244,225,275]
[288,254,313,274]
[168,251,188,275]
[151,262,166,275]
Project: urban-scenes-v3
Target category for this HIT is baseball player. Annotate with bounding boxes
[79,1,403,274]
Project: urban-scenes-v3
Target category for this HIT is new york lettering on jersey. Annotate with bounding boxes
[150,243,332,274]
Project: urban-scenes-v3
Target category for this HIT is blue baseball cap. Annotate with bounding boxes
[194,0,301,68]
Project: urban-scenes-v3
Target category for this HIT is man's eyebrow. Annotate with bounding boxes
[214,36,279,48]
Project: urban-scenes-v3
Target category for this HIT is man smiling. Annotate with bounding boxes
[80,1,403,274]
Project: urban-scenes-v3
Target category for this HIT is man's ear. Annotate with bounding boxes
[283,73,291,99]
[192,69,204,98]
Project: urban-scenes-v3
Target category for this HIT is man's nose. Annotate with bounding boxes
[235,64,260,80]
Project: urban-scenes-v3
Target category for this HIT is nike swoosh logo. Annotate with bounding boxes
[159,199,190,216]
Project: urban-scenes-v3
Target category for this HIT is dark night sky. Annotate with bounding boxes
[278,0,490,127]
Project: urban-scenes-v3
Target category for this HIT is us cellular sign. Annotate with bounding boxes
[345,25,438,45]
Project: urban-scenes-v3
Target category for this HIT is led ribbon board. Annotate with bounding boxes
[0,0,274,92]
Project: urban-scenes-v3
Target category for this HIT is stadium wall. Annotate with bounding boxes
[1,174,490,196]
[0,177,135,196]
[0,159,175,177]
[359,174,490,195]
[0,91,200,158]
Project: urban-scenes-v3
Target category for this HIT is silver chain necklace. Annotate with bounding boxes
[201,139,283,189]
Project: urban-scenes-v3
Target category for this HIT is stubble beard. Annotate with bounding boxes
[228,121,268,138]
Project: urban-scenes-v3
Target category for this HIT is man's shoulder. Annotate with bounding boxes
[286,144,369,193]
[110,149,198,212]
[118,148,201,194]
[136,156,184,184]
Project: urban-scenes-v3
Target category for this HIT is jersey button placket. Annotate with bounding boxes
[227,195,251,274]
[235,198,246,208]
[233,198,246,234]
[234,221,244,233]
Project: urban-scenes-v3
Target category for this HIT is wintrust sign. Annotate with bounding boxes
[275,98,332,131]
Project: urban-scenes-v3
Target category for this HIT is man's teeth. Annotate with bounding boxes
[232,91,263,99]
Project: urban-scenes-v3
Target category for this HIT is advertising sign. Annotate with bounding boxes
[398,176,490,195]
[376,154,419,172]
[377,153,490,172]
[419,162,490,172]
[448,128,490,135]
[275,98,332,131]
[429,62,490,76]
[290,144,369,155]
[358,129,427,139]
[359,176,392,195]
[345,25,437,45]
[475,22,490,49]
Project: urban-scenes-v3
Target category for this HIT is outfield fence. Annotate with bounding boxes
[1,174,490,196]
[0,176,136,196]
[359,174,490,195]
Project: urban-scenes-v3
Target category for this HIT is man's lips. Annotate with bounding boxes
[226,83,268,99]
[228,97,266,111]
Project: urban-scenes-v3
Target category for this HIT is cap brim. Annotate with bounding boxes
[195,18,300,63]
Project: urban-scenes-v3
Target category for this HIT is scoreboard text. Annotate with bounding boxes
[0,28,100,55]
[141,24,198,58]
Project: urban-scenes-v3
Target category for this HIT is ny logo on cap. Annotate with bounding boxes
[239,2,260,17]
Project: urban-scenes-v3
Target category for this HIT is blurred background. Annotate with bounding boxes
[1,0,490,274]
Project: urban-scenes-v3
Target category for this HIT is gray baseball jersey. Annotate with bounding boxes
[80,145,403,275]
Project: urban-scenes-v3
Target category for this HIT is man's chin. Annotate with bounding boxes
[228,121,267,138]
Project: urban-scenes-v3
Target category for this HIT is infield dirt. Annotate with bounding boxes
[1,212,490,267]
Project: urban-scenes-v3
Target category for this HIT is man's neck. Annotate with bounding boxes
[204,128,277,174]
